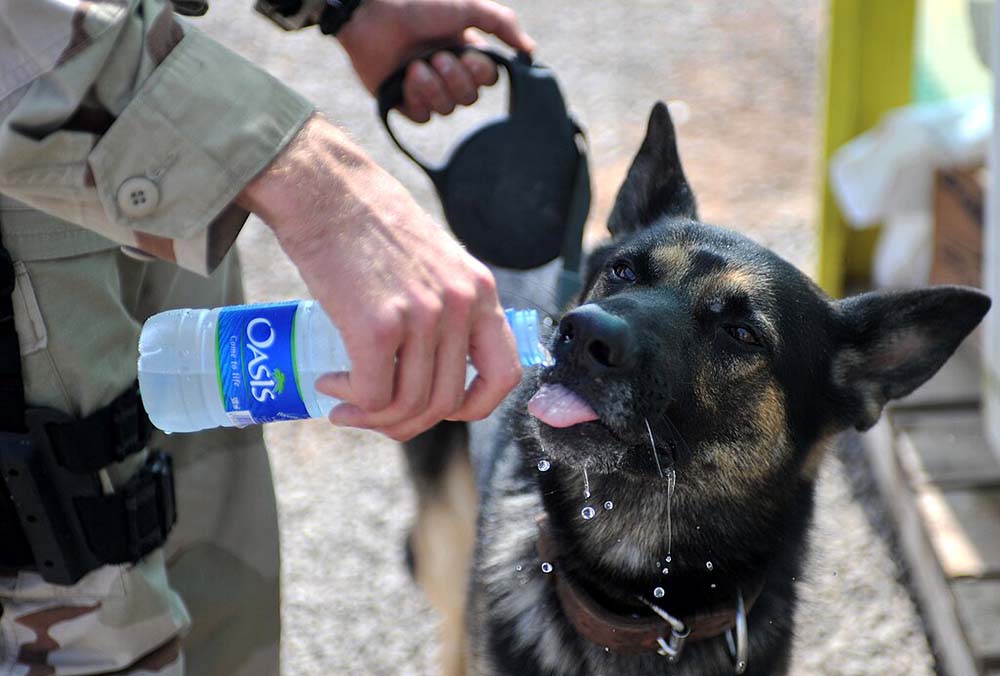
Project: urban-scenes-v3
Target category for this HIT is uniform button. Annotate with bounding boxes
[117,177,160,218]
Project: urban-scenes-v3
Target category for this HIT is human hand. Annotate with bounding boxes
[337,0,535,122]
[237,115,522,441]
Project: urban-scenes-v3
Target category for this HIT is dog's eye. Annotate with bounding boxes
[611,261,637,283]
[725,325,760,347]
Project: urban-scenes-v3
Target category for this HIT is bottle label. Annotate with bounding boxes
[217,301,308,425]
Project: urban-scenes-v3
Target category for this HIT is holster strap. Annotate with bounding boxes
[76,452,176,565]
[46,382,154,473]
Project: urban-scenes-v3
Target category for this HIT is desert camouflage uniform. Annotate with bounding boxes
[0,1,315,673]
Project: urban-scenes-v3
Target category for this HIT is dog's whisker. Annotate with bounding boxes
[496,288,562,322]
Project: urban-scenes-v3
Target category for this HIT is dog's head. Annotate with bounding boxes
[525,102,990,504]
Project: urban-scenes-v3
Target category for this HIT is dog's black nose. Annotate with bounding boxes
[557,305,635,371]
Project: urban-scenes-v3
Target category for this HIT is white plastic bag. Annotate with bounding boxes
[829,95,991,288]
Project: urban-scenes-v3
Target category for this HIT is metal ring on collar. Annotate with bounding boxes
[725,589,749,674]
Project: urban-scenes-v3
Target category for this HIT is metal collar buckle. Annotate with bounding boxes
[655,624,691,661]
[639,596,690,661]
[646,589,750,674]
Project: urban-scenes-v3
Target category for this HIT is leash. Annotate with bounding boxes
[377,46,591,309]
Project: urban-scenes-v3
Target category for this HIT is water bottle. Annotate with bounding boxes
[137,300,550,433]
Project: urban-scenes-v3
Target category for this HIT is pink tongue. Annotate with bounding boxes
[528,384,600,428]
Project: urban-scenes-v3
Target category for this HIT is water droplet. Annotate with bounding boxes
[737,661,746,671]
[541,562,553,574]
[581,506,596,520]
[665,555,672,563]
[662,567,669,575]
[710,583,717,589]
[182,349,190,358]
[583,467,591,499]
[653,586,665,598]
[706,561,714,571]
[537,459,551,472]
[603,500,614,510]
[604,647,610,652]
[515,564,523,572]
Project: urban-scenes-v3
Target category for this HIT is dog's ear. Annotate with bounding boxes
[832,286,990,430]
[607,102,697,238]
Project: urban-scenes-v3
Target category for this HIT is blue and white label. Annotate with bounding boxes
[217,301,308,425]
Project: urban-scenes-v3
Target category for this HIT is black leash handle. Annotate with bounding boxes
[375,46,531,177]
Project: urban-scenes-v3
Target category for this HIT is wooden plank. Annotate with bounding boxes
[952,579,1000,664]
[914,485,1000,579]
[893,409,1000,488]
[860,417,980,675]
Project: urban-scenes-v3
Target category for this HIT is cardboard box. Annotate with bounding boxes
[930,167,985,289]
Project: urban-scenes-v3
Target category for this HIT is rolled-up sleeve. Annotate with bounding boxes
[0,0,314,274]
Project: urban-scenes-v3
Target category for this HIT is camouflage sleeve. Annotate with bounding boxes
[0,0,315,275]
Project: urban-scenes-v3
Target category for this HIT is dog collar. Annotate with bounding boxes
[535,513,762,670]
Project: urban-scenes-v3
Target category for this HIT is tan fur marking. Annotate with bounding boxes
[410,449,478,676]
[700,381,789,502]
[696,266,779,346]
[800,434,834,481]
[652,245,692,283]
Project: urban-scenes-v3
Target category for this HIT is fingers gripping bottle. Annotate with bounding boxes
[137,300,550,433]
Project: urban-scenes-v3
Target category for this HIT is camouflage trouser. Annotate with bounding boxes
[0,198,281,675]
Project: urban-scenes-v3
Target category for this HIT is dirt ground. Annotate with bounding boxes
[195,1,936,674]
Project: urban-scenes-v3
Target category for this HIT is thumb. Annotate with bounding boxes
[463,0,536,53]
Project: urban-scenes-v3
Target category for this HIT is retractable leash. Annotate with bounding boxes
[376,47,591,309]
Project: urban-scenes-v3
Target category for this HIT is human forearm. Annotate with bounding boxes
[237,114,521,440]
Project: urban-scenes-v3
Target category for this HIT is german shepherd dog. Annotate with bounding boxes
[403,102,991,676]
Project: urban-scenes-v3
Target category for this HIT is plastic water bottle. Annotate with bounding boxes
[137,300,550,433]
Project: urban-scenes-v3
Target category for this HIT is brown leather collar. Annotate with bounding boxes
[535,513,763,656]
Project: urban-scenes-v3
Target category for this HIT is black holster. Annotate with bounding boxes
[0,226,176,585]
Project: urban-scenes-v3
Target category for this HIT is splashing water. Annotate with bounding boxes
[662,567,669,575]
[706,561,714,571]
[653,586,665,598]
[643,418,664,479]
[582,466,591,499]
[665,555,672,563]
[541,562,553,573]
[666,468,676,557]
[581,506,596,520]
[537,459,551,472]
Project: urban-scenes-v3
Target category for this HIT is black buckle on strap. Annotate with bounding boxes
[0,407,175,585]
[45,382,153,474]
[76,451,176,564]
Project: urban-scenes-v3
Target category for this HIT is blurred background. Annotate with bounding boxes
[194,1,998,674]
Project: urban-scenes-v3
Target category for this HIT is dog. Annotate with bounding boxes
[403,101,991,676]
